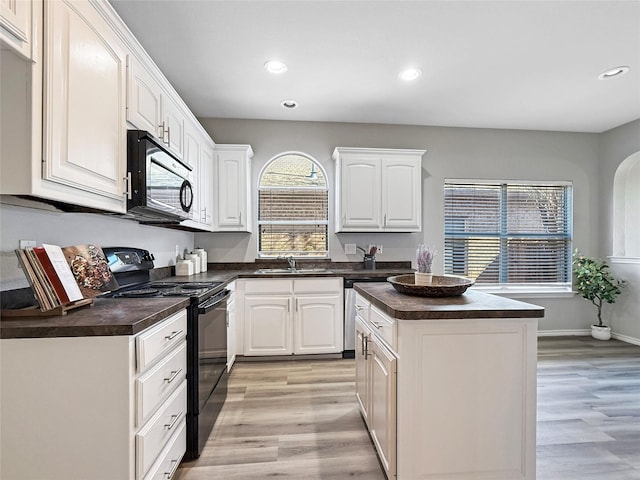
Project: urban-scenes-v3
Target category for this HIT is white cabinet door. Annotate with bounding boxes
[226,290,236,371]
[334,147,425,232]
[160,93,185,160]
[198,144,214,229]
[43,0,127,212]
[214,145,253,232]
[369,335,397,479]
[339,156,381,231]
[294,294,343,354]
[243,295,291,355]
[0,0,32,58]
[382,157,422,231]
[355,316,371,426]
[126,54,162,134]
[183,126,200,220]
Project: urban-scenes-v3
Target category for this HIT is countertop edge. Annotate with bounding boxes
[354,284,545,320]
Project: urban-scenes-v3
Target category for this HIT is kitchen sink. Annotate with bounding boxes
[253,268,332,274]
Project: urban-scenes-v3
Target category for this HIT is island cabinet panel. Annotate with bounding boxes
[396,318,537,480]
[353,287,540,480]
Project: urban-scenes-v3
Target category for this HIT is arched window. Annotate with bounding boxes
[258,153,329,257]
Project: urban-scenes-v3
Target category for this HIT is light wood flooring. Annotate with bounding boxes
[176,337,640,479]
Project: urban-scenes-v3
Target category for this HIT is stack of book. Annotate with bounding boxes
[15,244,119,313]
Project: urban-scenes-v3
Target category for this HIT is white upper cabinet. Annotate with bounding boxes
[160,93,185,160]
[42,0,127,211]
[126,54,162,135]
[333,147,425,232]
[213,144,254,232]
[180,126,215,231]
[0,0,35,59]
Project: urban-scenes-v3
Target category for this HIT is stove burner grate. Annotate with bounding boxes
[118,288,160,297]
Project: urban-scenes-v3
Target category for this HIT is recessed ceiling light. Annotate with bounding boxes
[264,60,288,74]
[281,100,298,109]
[598,66,630,80]
[399,67,423,81]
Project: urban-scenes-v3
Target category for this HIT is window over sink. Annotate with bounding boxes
[258,152,329,258]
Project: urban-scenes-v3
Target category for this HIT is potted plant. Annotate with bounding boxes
[415,245,436,285]
[572,250,626,340]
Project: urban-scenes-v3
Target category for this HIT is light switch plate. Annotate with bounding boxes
[344,243,357,255]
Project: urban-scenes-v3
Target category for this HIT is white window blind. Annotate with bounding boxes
[444,181,572,286]
[258,154,328,257]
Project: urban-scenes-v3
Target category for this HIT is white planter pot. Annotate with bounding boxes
[591,325,611,341]
[415,272,433,285]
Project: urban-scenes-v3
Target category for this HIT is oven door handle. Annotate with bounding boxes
[198,290,231,314]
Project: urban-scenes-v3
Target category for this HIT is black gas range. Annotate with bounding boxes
[102,247,229,461]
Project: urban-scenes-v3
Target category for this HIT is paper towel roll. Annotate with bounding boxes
[194,248,208,272]
[186,253,201,274]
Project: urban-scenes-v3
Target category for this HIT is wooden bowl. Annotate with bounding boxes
[387,274,474,297]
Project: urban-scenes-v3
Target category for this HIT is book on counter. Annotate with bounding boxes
[15,244,119,312]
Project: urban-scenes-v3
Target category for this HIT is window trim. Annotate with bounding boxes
[444,178,573,291]
[257,152,330,258]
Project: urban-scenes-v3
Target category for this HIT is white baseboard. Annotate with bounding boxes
[537,329,590,337]
[537,329,640,346]
[612,332,640,346]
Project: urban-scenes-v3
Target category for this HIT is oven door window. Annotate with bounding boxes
[198,302,227,411]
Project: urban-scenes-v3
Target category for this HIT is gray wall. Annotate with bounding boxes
[0,200,194,291]
[598,119,640,341]
[2,117,637,338]
[195,118,602,333]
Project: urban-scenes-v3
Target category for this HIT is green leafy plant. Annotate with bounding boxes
[572,250,625,327]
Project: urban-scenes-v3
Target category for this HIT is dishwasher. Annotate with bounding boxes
[343,277,388,358]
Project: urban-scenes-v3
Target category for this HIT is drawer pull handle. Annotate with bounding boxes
[164,411,183,430]
[164,368,183,384]
[370,321,382,329]
[164,330,183,341]
[355,305,365,311]
[164,458,180,479]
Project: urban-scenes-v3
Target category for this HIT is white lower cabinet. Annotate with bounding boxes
[354,292,537,480]
[355,301,397,480]
[239,278,343,357]
[0,309,187,480]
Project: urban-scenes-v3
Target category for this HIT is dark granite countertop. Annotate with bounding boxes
[0,263,412,340]
[354,283,544,320]
[1,297,190,339]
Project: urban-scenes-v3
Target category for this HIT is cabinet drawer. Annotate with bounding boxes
[136,380,187,479]
[294,278,341,294]
[355,293,371,321]
[143,420,186,480]
[244,279,292,294]
[137,342,186,426]
[370,305,397,351]
[137,310,187,372]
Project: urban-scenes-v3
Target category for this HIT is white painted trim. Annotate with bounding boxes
[537,329,590,337]
[611,332,640,346]
[609,256,640,264]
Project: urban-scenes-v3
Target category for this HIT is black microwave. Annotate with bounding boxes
[126,130,194,223]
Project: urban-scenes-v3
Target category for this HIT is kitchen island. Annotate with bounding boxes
[353,283,544,480]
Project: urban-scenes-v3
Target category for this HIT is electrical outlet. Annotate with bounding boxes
[377,244,383,254]
[344,243,357,255]
[19,240,36,249]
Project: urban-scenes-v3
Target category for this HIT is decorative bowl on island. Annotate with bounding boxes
[387,274,474,297]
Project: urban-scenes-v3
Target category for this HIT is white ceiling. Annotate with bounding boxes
[109,0,640,133]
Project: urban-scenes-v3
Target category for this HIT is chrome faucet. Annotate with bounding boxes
[287,256,296,270]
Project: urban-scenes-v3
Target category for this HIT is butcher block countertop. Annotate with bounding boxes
[0,297,190,339]
[354,283,545,320]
